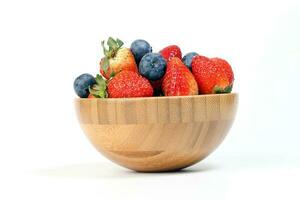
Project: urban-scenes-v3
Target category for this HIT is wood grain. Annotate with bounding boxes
[75,93,238,172]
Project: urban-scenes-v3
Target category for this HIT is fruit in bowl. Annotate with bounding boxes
[73,37,238,172]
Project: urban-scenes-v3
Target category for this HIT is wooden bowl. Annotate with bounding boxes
[75,93,238,172]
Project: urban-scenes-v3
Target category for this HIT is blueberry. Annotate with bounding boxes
[182,52,199,70]
[139,53,167,81]
[73,73,96,98]
[130,39,152,64]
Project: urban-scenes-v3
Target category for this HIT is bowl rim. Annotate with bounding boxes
[75,93,238,124]
[75,93,238,102]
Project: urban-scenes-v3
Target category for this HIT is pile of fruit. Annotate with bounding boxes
[74,37,234,98]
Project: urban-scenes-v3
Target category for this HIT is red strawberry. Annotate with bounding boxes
[162,57,198,96]
[89,72,153,98]
[100,37,138,79]
[191,56,234,94]
[211,58,234,84]
[88,94,95,98]
[159,45,182,61]
[107,71,153,98]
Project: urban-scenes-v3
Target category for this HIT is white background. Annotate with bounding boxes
[0,0,300,199]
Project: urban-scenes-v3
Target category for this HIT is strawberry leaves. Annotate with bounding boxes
[101,41,110,57]
[107,37,119,51]
[89,74,108,98]
[116,38,124,48]
[101,57,109,73]
[213,84,233,94]
[101,37,123,57]
[100,37,124,73]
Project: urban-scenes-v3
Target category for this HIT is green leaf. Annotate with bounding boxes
[214,86,223,94]
[116,38,124,48]
[224,84,233,93]
[110,71,116,78]
[95,74,103,84]
[89,86,98,97]
[101,37,124,59]
[101,40,109,57]
[213,84,233,94]
[107,37,118,50]
[88,75,108,98]
[100,57,109,73]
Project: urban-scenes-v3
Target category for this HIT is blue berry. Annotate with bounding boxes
[73,73,96,98]
[182,52,199,70]
[130,39,152,64]
[139,53,167,81]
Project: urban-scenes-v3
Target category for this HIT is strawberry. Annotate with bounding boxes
[100,37,138,79]
[107,71,153,98]
[191,56,234,94]
[162,57,198,96]
[88,94,95,98]
[211,57,234,84]
[159,45,182,61]
[89,72,153,98]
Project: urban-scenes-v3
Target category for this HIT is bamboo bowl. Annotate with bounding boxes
[75,93,238,172]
